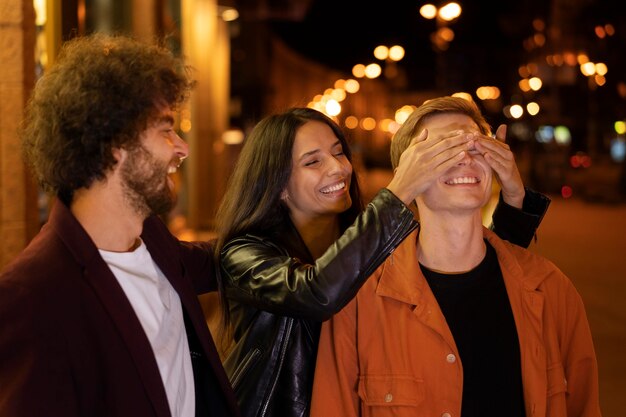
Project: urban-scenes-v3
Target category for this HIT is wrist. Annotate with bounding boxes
[501,190,525,209]
[385,183,416,206]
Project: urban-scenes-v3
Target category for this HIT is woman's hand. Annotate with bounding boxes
[473,124,525,208]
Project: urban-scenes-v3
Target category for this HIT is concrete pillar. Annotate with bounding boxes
[133,0,157,41]
[0,0,38,269]
[181,0,230,230]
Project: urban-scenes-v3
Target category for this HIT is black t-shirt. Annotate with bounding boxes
[421,241,526,417]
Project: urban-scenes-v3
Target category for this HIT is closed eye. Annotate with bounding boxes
[332,143,345,157]
[161,125,179,135]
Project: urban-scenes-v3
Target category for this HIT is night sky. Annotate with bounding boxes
[267,0,626,101]
[270,0,552,92]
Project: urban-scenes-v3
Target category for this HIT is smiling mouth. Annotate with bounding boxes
[445,176,480,185]
[168,157,184,174]
[320,181,346,194]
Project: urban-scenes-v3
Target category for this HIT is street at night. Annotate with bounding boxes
[2,1,625,415]
[530,194,626,417]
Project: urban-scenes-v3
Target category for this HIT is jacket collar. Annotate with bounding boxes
[48,199,172,417]
[270,217,315,263]
[483,228,547,290]
[375,228,424,306]
[376,226,547,306]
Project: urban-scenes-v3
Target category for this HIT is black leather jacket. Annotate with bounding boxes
[220,188,550,417]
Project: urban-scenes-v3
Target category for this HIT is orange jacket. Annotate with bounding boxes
[311,228,601,417]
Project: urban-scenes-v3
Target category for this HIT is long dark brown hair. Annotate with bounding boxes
[213,107,363,335]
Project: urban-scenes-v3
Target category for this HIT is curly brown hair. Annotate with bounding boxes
[20,33,194,204]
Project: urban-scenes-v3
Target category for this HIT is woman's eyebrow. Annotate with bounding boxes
[298,140,341,161]
[299,148,321,160]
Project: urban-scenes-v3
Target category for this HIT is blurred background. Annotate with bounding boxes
[1,0,625,415]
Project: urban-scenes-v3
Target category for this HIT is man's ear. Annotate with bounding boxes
[110,148,128,175]
[112,147,125,163]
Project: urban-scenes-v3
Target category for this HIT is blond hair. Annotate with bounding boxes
[390,96,491,170]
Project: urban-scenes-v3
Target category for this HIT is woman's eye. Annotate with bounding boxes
[304,160,319,167]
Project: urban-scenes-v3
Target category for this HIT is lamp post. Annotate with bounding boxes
[373,44,406,89]
[580,60,608,158]
[419,2,462,89]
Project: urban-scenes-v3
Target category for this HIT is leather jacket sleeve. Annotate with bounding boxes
[490,187,551,248]
[220,188,417,322]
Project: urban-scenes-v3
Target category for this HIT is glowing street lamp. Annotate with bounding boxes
[420,2,462,88]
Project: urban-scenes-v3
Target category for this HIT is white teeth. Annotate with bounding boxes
[321,181,346,194]
[446,176,478,185]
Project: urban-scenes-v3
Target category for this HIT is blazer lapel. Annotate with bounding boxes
[50,201,172,417]
[142,219,240,413]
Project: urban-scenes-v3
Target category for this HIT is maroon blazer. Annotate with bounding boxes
[0,199,240,417]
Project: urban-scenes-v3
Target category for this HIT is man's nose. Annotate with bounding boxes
[174,132,189,162]
[457,149,477,166]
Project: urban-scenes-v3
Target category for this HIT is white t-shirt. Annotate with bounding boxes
[99,240,195,417]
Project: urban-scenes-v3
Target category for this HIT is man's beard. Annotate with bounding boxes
[120,144,177,217]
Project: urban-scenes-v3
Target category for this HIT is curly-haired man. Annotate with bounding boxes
[0,33,240,417]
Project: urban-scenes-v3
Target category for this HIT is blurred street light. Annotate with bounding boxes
[373,44,405,81]
[420,2,461,51]
[419,2,462,89]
